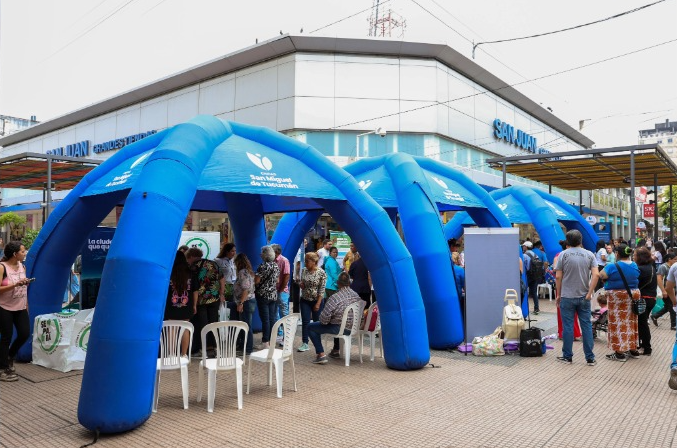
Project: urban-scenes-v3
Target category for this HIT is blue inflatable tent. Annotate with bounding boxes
[273,154,511,349]
[21,116,430,433]
[445,185,599,260]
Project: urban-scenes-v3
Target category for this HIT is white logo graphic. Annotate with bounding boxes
[359,180,372,190]
[431,176,449,190]
[247,152,273,171]
[431,176,464,202]
[248,152,299,190]
[546,201,566,217]
[130,152,152,169]
[497,202,510,218]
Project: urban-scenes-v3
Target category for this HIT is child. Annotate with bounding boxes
[592,295,608,323]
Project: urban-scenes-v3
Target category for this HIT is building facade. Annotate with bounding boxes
[0,35,606,238]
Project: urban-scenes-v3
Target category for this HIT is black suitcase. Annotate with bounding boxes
[519,318,543,357]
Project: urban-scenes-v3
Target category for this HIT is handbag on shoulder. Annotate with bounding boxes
[616,262,644,315]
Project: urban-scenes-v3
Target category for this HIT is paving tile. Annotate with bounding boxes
[3,300,677,447]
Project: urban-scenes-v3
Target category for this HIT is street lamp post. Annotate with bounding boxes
[355,127,386,160]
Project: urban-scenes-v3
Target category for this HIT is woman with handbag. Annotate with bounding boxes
[635,247,657,356]
[0,242,31,382]
[254,245,280,350]
[598,243,640,362]
[297,252,327,352]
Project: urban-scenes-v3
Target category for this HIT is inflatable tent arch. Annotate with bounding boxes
[273,153,511,349]
[445,185,599,260]
[22,116,429,434]
[445,185,599,315]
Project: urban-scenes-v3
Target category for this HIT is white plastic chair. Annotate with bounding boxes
[153,320,193,412]
[358,303,383,362]
[537,283,553,301]
[324,301,365,367]
[196,321,248,412]
[247,313,300,398]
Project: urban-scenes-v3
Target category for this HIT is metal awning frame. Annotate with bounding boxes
[0,152,102,219]
[486,144,677,242]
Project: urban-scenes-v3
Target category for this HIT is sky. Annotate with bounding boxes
[0,0,676,149]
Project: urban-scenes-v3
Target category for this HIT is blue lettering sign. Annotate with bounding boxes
[92,130,157,154]
[493,118,553,156]
[46,130,156,158]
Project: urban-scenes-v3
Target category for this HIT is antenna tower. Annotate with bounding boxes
[368,0,406,38]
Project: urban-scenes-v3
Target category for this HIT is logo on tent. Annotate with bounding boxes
[431,176,449,190]
[430,176,464,202]
[131,152,152,169]
[546,201,566,217]
[247,152,273,171]
[359,180,372,190]
[498,203,508,211]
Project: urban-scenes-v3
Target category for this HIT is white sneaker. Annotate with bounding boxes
[297,343,309,352]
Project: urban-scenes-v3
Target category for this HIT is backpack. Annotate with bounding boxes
[519,326,543,357]
[526,252,545,283]
[502,289,525,340]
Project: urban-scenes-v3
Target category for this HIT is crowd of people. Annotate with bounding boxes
[547,231,677,390]
[168,237,374,363]
[5,228,677,384]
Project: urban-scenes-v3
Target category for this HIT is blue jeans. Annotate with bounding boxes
[307,322,344,354]
[560,296,594,360]
[300,299,323,343]
[528,280,539,311]
[276,291,290,337]
[231,299,255,354]
[256,296,278,343]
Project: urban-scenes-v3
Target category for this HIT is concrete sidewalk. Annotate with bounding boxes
[2,299,677,448]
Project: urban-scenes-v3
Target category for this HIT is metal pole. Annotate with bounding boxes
[620,192,624,241]
[630,150,636,245]
[671,185,674,247]
[355,134,359,160]
[549,182,552,194]
[579,190,583,215]
[46,157,53,221]
[502,162,507,188]
[654,173,659,241]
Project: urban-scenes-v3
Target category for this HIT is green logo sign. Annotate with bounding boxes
[38,318,62,354]
[76,324,91,352]
[185,237,211,259]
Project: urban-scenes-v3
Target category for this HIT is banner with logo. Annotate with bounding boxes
[32,308,94,372]
[329,230,351,267]
[81,140,346,209]
[636,187,647,203]
[178,231,221,260]
[644,203,656,218]
[80,227,115,309]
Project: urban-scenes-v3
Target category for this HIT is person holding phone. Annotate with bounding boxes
[0,241,31,382]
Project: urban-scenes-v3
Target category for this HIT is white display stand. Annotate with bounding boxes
[464,228,520,342]
[179,231,221,260]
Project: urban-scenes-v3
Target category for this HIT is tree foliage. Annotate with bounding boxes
[22,228,41,250]
[0,212,27,238]
[657,186,677,224]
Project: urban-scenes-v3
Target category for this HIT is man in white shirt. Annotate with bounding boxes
[317,239,332,269]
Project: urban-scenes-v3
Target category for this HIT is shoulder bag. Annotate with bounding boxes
[615,262,644,315]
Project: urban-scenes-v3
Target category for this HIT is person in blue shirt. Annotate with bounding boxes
[598,243,640,362]
[323,247,342,299]
[532,240,549,267]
